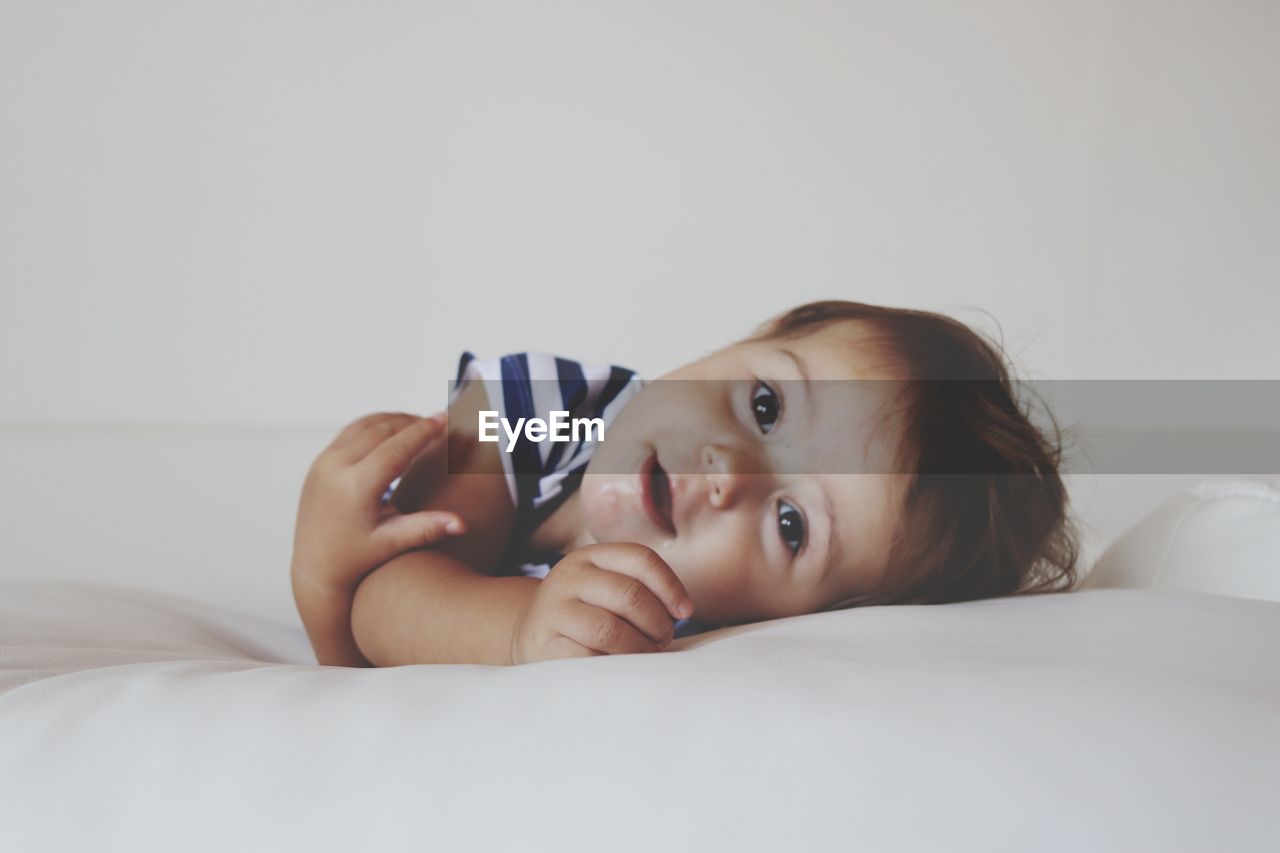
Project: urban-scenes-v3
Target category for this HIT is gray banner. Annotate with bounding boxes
[442,379,1280,475]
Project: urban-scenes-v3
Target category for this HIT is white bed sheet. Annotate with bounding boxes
[2,580,1277,853]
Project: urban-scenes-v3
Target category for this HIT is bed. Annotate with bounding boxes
[1,426,1277,852]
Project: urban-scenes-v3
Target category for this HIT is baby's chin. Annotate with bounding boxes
[582,506,667,554]
[580,475,649,538]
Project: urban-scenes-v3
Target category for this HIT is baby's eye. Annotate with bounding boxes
[777,499,805,556]
[752,381,781,434]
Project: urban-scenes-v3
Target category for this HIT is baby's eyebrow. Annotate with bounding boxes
[815,478,842,584]
[778,347,815,420]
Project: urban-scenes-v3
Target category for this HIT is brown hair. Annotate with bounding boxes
[748,300,1080,607]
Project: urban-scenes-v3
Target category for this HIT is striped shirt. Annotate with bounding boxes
[382,351,717,640]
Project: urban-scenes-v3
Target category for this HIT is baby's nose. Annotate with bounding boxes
[701,444,757,508]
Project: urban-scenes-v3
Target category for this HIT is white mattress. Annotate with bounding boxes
[3,580,1277,853]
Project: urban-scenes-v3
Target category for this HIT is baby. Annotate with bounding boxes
[290,300,1080,666]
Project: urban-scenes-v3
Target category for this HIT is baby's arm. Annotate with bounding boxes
[351,549,540,665]
[349,377,530,665]
[354,541,692,666]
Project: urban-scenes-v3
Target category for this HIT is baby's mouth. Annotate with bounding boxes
[643,453,676,536]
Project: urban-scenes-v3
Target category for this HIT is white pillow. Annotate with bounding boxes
[4,579,1280,853]
[1084,478,1280,602]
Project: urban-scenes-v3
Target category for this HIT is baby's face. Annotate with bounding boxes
[580,323,910,627]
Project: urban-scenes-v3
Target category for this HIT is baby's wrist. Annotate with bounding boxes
[290,557,361,600]
[506,580,541,666]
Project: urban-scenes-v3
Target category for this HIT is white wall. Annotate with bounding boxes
[2,0,1278,431]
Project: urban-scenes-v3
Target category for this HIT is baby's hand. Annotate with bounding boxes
[291,412,466,596]
[510,543,695,665]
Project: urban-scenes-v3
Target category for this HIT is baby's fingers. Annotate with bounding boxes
[370,510,466,562]
[358,414,448,483]
[557,600,666,656]
[574,568,676,647]
[332,413,424,465]
[329,411,432,458]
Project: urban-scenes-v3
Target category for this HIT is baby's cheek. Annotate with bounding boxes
[675,542,755,620]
